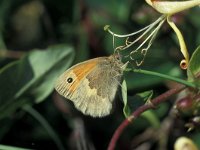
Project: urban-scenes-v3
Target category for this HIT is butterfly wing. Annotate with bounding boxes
[55,57,99,99]
[55,56,123,117]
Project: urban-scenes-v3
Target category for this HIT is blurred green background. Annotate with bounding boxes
[0,0,200,149]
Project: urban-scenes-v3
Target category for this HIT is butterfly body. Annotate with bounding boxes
[55,55,124,117]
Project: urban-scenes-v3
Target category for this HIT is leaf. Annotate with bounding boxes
[187,45,200,86]
[122,85,154,118]
[121,79,131,118]
[192,133,200,149]
[0,44,75,119]
[126,90,153,113]
[122,90,160,127]
[137,91,160,128]
[137,90,153,102]
[141,110,160,128]
[0,144,32,150]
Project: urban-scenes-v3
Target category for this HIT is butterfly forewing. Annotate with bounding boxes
[55,55,124,117]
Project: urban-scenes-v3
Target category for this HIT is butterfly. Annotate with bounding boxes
[55,54,125,117]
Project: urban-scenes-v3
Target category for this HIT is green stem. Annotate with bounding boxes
[23,106,65,150]
[126,68,197,89]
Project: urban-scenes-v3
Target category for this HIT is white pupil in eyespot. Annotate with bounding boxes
[67,77,73,83]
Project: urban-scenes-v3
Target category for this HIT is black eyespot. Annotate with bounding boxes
[67,77,73,83]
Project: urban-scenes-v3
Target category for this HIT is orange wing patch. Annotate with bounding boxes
[69,59,98,93]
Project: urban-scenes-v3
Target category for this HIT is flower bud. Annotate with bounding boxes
[176,97,195,116]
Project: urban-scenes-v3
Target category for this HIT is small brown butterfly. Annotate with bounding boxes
[55,55,125,117]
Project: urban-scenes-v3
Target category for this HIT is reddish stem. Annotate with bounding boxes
[107,86,185,150]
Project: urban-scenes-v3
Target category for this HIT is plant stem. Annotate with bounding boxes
[127,68,197,89]
[107,85,185,150]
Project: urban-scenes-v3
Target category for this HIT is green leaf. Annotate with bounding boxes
[134,91,160,128]
[123,90,160,128]
[187,45,200,86]
[0,144,32,150]
[192,133,200,149]
[0,44,75,119]
[122,87,154,118]
[137,90,153,102]
[121,79,131,118]
[141,110,160,128]
[127,90,153,112]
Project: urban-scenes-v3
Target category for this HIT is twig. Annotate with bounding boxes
[107,85,186,150]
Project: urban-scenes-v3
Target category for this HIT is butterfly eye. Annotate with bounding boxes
[67,77,73,83]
